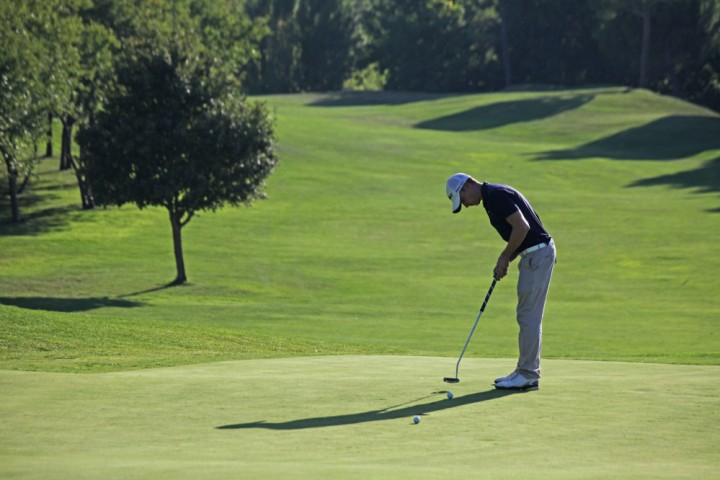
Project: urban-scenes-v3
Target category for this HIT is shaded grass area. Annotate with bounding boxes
[537,114,720,161]
[415,94,595,131]
[629,156,720,197]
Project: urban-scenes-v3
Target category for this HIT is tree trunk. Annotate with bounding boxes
[61,115,95,209]
[77,174,95,210]
[499,0,512,88]
[2,153,21,223]
[638,1,651,88]
[45,112,53,157]
[17,145,37,195]
[59,114,74,171]
[665,51,681,98]
[69,156,95,210]
[169,208,187,284]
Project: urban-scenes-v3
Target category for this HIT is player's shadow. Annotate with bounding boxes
[217,388,523,430]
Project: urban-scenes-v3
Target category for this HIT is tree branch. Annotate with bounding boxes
[180,210,194,227]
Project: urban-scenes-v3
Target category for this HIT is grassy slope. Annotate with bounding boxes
[1,87,719,372]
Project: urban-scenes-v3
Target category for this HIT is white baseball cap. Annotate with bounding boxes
[446,173,470,213]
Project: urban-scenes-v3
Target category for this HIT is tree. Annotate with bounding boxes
[498,0,602,86]
[74,0,265,212]
[0,0,116,219]
[77,47,278,284]
[649,0,706,96]
[295,0,356,91]
[652,0,720,110]
[591,0,682,88]
[68,20,118,209]
[456,0,506,91]
[243,0,357,93]
[497,0,512,87]
[244,0,301,93]
[365,0,472,92]
[687,0,720,111]
[0,0,54,222]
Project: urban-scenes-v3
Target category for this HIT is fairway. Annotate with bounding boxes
[2,88,720,477]
[1,356,718,479]
[2,88,719,370]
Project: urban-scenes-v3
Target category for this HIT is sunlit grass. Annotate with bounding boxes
[1,87,719,372]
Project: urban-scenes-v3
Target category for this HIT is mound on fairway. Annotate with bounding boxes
[1,356,718,479]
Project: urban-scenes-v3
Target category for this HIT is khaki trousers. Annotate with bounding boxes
[515,240,555,379]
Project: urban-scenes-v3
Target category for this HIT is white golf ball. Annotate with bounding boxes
[447,391,454,400]
[413,415,421,424]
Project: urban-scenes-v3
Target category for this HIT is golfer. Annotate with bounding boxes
[445,173,556,390]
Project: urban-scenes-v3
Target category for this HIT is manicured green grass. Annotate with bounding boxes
[1,87,718,371]
[1,87,719,478]
[1,356,718,479]
[0,305,402,372]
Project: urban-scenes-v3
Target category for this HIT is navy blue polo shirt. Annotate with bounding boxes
[481,182,551,254]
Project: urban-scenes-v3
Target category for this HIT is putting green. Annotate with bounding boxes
[1,356,718,479]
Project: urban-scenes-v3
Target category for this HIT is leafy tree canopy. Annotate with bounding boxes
[77,43,278,283]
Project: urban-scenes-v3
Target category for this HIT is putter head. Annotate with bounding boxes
[443,377,460,384]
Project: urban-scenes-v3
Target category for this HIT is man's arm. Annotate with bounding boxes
[494,210,530,280]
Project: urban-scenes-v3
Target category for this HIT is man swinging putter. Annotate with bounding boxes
[446,173,556,390]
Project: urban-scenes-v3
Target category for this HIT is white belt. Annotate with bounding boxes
[519,242,548,257]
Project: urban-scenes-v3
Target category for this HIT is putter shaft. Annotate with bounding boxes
[445,278,497,382]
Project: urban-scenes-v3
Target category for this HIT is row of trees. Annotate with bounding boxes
[246,0,720,107]
[1,0,278,283]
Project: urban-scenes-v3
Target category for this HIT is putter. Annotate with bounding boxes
[443,277,498,384]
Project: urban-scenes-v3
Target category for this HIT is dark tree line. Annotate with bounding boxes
[245,0,720,111]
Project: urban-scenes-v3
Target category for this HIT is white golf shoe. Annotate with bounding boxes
[494,371,517,384]
[494,372,539,390]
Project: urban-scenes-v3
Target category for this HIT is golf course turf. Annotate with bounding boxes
[1,88,719,477]
[2,357,718,479]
